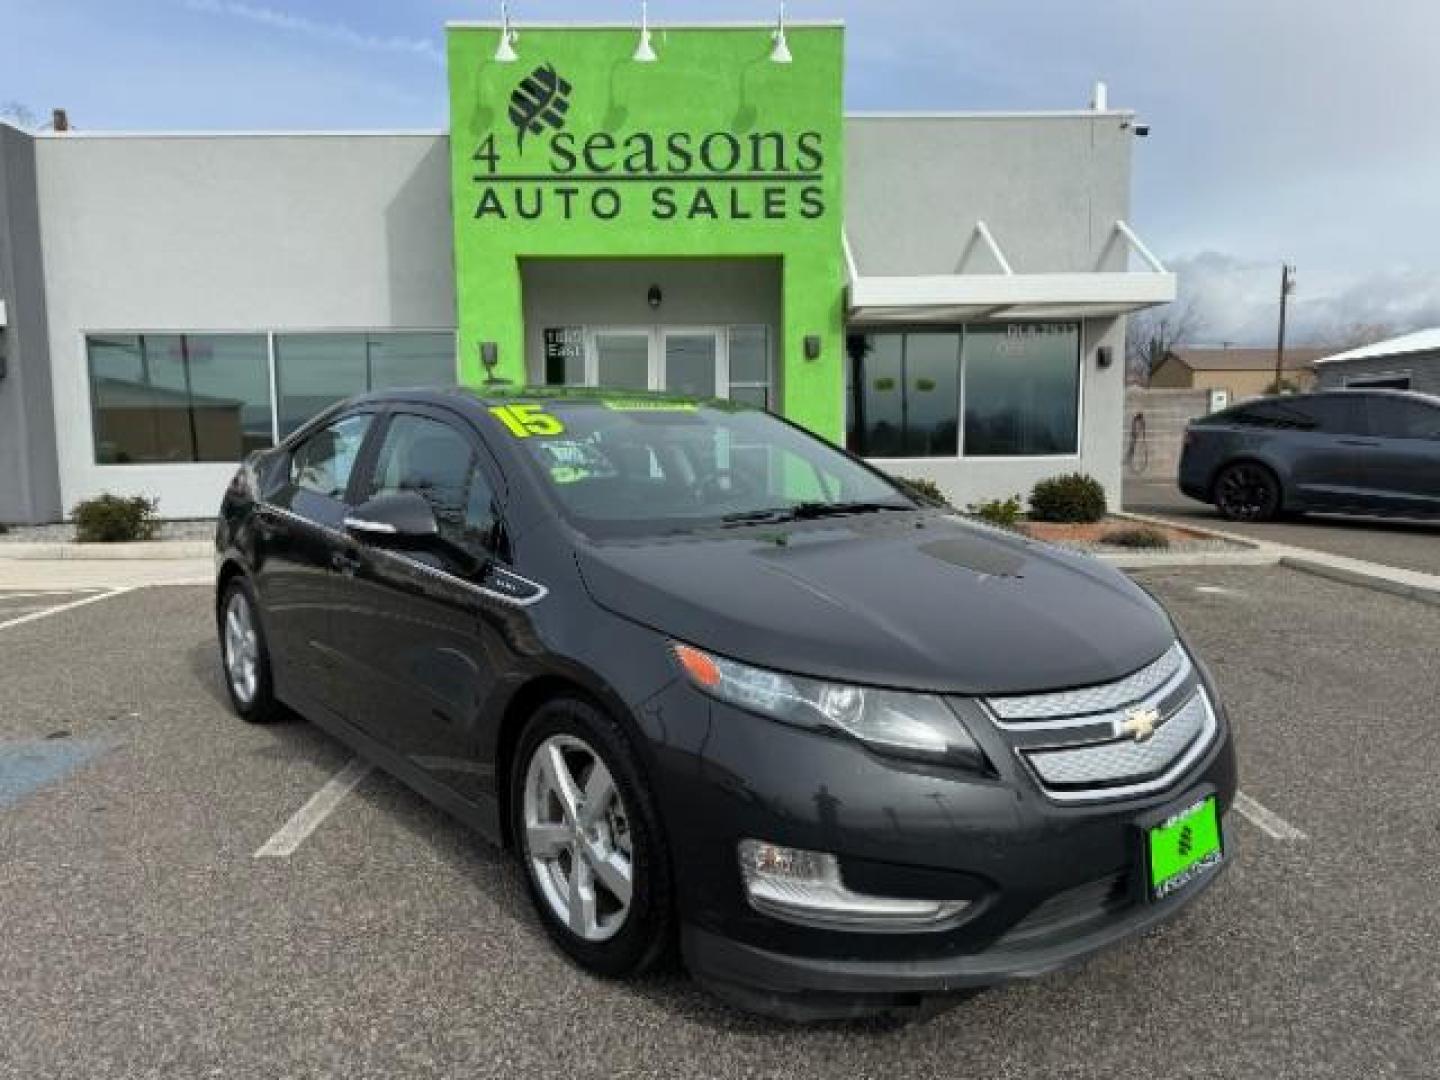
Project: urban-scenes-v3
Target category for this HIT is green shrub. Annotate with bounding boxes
[0,523,8,536]
[893,476,949,507]
[967,495,1024,529]
[1104,525,1171,550]
[1029,473,1107,524]
[71,493,159,543]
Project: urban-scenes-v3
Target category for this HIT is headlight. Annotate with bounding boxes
[671,642,987,769]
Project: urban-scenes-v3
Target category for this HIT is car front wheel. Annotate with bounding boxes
[1213,462,1281,522]
[511,698,672,978]
[219,577,282,723]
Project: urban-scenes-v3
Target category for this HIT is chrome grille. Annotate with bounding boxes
[1027,693,1211,787]
[982,643,1221,803]
[988,644,1185,721]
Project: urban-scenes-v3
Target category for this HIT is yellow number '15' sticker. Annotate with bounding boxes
[490,404,565,438]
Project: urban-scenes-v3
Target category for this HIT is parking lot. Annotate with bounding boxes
[3,567,1438,1078]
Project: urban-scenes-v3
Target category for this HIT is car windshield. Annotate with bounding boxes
[490,397,918,537]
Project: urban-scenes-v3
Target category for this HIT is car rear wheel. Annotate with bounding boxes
[219,578,282,723]
[1213,463,1281,522]
[511,698,672,978]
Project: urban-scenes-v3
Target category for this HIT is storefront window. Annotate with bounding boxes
[727,325,771,410]
[845,332,959,458]
[275,332,455,437]
[87,334,271,464]
[963,324,1080,457]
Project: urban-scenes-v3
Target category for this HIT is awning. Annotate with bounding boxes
[845,220,1176,324]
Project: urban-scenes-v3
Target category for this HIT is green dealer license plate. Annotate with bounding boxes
[1148,796,1223,900]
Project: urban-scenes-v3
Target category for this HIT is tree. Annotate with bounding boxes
[0,102,39,130]
[1126,297,1204,385]
[1331,320,1393,351]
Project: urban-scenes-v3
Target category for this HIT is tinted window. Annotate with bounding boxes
[368,414,498,559]
[87,334,272,464]
[1368,396,1440,439]
[275,333,455,438]
[1224,400,1316,429]
[1294,396,1367,436]
[963,324,1080,456]
[846,332,960,457]
[290,414,372,501]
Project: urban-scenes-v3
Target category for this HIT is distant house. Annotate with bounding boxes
[1149,346,1328,399]
[1314,328,1440,396]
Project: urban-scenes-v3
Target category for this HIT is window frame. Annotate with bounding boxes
[846,322,1086,463]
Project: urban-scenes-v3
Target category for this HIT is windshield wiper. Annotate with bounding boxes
[721,501,911,526]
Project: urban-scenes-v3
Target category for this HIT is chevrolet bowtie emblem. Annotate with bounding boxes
[1118,706,1161,743]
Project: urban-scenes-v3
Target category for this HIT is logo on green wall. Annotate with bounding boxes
[472,60,827,225]
[507,64,573,151]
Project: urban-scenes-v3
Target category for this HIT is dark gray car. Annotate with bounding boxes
[1179,390,1440,521]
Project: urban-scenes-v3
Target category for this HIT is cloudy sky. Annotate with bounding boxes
[4,0,1439,346]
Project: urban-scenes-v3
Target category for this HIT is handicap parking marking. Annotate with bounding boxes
[254,757,373,859]
[1233,790,1308,842]
[0,738,110,811]
[0,587,134,632]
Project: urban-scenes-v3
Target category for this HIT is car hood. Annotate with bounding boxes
[574,512,1176,695]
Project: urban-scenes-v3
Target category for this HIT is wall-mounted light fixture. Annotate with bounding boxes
[494,1,519,63]
[770,1,793,64]
[633,1,658,63]
[480,340,500,375]
[1096,345,1114,370]
[647,285,663,309]
[804,334,822,361]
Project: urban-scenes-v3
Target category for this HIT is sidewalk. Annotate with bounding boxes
[0,558,213,590]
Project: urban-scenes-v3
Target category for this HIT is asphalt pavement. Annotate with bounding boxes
[1125,478,1440,577]
[2,573,1437,1078]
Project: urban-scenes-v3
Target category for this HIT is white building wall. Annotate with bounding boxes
[35,132,454,518]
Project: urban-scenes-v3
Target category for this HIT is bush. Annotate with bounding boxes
[893,476,949,507]
[1029,473,1107,524]
[1104,525,1171,550]
[71,493,159,543]
[967,495,1024,529]
[0,523,8,536]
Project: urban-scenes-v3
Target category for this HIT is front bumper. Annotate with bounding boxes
[642,677,1239,1017]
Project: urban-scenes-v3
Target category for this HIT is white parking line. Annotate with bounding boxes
[1234,791,1308,841]
[1195,585,1243,597]
[254,758,372,859]
[0,587,134,632]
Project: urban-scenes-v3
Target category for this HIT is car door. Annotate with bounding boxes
[330,405,518,800]
[1354,394,1440,514]
[1279,396,1370,508]
[252,410,376,714]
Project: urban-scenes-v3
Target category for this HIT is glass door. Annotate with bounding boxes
[660,328,724,398]
[588,329,653,391]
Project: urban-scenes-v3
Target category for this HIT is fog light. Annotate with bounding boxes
[737,840,969,932]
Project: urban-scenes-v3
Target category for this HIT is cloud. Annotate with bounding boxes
[181,0,444,66]
[1169,252,1440,348]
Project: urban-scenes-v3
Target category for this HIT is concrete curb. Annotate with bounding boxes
[1100,549,1281,570]
[1279,555,1440,608]
[0,541,211,561]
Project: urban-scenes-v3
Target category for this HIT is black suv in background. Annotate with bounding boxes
[1180,389,1440,521]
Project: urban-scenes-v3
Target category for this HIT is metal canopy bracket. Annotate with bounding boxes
[845,220,1176,323]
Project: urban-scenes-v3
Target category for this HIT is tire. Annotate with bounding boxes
[218,576,283,723]
[510,697,673,978]
[1212,462,1282,522]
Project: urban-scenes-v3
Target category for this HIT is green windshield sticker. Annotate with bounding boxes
[1149,796,1222,898]
[601,400,699,412]
[550,465,589,484]
[490,404,566,438]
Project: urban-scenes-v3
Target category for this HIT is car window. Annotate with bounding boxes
[1294,396,1367,436]
[368,413,498,559]
[1366,396,1440,439]
[289,414,372,500]
[1224,400,1316,430]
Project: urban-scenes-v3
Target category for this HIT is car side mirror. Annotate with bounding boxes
[344,491,440,545]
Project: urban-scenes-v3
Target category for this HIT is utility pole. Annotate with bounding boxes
[1272,263,1296,394]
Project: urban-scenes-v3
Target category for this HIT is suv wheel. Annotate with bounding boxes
[511,698,672,977]
[1213,463,1281,522]
[219,578,283,723]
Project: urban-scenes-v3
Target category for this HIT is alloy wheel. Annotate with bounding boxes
[1216,465,1276,521]
[223,590,260,705]
[522,734,634,943]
